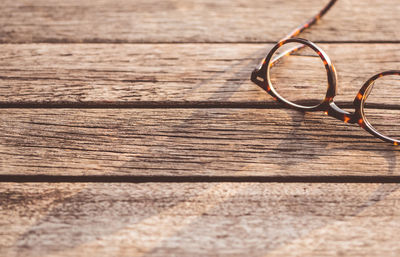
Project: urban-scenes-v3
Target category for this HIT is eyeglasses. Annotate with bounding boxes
[251,0,400,145]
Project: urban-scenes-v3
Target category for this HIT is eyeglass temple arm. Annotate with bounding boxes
[254,0,338,74]
[283,0,337,41]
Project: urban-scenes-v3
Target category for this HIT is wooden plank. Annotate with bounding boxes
[0,108,399,176]
[1,0,399,43]
[1,182,400,256]
[0,43,399,105]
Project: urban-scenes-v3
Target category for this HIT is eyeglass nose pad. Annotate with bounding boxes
[353,79,375,107]
[365,81,375,99]
[325,64,338,99]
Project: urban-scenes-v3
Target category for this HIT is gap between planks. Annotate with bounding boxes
[0,101,356,109]
[2,41,400,44]
[1,102,400,109]
[2,175,400,183]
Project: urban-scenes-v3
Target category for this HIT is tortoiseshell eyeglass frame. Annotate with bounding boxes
[251,0,400,145]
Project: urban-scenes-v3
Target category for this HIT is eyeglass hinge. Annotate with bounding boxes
[251,66,269,91]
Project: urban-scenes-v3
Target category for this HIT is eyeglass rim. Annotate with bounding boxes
[264,38,337,110]
[356,70,400,145]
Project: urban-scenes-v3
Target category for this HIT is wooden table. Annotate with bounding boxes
[1,0,400,256]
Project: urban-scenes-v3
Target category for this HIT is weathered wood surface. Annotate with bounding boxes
[0,109,399,177]
[1,0,400,255]
[1,0,399,43]
[2,183,400,257]
[1,43,399,105]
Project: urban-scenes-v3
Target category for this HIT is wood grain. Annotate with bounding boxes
[1,0,399,43]
[0,43,399,105]
[1,108,399,177]
[1,0,400,256]
[2,183,400,257]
